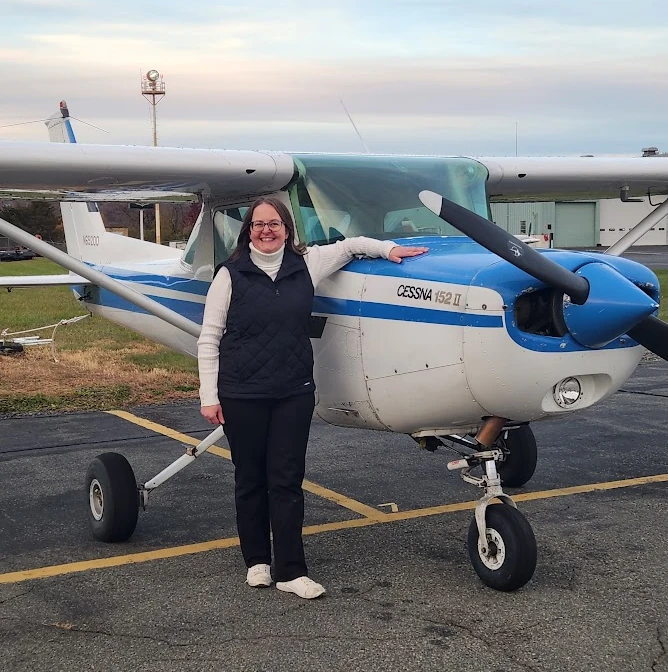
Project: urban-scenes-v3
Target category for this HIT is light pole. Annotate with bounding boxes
[141,69,165,244]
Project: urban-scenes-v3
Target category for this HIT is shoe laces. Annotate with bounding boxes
[248,564,270,578]
[293,576,320,589]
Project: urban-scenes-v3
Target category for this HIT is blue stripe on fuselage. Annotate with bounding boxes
[80,240,657,354]
[313,297,502,328]
[82,287,501,330]
[100,266,211,296]
[82,286,205,324]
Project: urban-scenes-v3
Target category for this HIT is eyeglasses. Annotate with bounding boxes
[251,220,284,231]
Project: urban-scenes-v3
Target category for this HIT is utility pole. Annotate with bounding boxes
[141,69,165,244]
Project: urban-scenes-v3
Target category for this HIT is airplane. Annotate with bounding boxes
[2,100,668,592]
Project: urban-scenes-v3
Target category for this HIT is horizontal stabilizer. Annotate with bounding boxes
[0,273,92,288]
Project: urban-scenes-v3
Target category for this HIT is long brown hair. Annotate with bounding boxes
[228,196,306,261]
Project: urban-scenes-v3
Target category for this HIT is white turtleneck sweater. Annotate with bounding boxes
[197,237,396,406]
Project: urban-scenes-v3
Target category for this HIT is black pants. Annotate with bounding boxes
[220,392,315,582]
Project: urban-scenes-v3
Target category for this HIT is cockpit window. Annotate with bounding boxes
[182,218,201,266]
[213,207,248,266]
[292,155,489,244]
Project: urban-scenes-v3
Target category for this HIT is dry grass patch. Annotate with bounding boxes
[0,344,199,413]
[1,259,200,412]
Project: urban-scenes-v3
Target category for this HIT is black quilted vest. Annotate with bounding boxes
[216,247,315,399]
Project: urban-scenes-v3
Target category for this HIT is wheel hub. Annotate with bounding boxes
[89,478,104,521]
[478,528,506,570]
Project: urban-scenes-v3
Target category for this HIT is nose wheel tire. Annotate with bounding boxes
[467,502,537,592]
[496,425,537,488]
[85,452,139,542]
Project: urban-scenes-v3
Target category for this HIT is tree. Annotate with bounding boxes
[0,201,63,241]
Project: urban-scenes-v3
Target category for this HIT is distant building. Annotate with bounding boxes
[491,149,668,248]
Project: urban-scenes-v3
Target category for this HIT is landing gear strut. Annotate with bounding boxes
[423,417,538,591]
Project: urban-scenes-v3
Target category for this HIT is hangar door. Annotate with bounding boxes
[554,202,596,248]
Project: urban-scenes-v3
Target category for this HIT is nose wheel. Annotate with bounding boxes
[467,502,537,591]
[437,417,538,591]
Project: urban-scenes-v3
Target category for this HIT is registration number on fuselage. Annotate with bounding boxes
[397,284,462,306]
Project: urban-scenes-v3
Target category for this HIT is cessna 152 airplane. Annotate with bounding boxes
[2,101,668,592]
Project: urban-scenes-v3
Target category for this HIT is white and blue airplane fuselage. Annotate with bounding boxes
[71,236,655,437]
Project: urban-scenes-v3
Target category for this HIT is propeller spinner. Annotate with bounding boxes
[419,190,668,358]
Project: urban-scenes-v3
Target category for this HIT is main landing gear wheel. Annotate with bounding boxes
[496,425,537,488]
[467,503,537,592]
[85,452,139,542]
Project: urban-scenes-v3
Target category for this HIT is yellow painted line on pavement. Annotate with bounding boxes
[106,410,386,520]
[0,472,665,586]
[381,472,668,523]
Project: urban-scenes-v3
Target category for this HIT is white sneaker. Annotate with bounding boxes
[246,564,272,587]
[276,576,326,599]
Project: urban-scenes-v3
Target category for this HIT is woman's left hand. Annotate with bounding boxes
[388,246,429,263]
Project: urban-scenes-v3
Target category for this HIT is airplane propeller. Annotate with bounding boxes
[418,190,668,360]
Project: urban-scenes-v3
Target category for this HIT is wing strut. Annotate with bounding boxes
[0,217,202,339]
[605,198,668,256]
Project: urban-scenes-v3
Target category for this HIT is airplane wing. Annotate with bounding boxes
[477,156,668,202]
[0,141,295,201]
[0,273,91,288]
[1,140,667,204]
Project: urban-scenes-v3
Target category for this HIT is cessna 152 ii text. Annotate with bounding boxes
[2,101,668,592]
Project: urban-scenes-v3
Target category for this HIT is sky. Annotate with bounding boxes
[1,0,668,156]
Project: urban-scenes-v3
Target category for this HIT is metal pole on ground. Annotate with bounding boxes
[140,69,166,245]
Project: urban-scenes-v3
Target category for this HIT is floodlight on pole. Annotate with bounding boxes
[140,69,166,243]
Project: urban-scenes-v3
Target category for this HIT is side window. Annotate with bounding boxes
[301,207,351,245]
[213,207,248,266]
[182,218,201,266]
[296,182,351,245]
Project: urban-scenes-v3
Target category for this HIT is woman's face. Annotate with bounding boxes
[249,203,289,254]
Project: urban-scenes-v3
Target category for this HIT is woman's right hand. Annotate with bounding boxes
[201,404,225,425]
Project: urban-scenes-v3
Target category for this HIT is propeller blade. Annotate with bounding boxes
[419,190,590,305]
[628,316,668,361]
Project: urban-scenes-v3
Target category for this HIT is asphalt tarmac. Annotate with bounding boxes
[1,361,667,672]
[588,244,668,270]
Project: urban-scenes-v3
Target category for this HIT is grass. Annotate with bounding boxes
[0,258,199,413]
[2,257,668,414]
[654,270,668,322]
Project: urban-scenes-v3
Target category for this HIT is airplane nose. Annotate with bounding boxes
[563,262,659,348]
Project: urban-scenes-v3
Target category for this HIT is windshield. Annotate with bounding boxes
[292,155,489,245]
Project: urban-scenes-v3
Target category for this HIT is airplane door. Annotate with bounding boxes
[312,271,387,430]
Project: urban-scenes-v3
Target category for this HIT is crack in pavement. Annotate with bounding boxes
[0,586,34,607]
[216,633,413,645]
[0,616,193,648]
[354,593,542,672]
[653,626,666,672]
[47,623,194,648]
[620,389,668,400]
[0,507,17,523]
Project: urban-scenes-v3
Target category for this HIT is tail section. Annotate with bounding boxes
[44,102,180,265]
[45,101,76,144]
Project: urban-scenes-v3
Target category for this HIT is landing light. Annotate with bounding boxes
[553,377,582,408]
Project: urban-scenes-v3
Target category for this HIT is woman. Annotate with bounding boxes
[198,196,427,599]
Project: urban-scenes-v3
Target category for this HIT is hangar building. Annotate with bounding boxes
[490,148,668,248]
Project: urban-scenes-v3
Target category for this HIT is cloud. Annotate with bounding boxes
[1,1,668,156]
